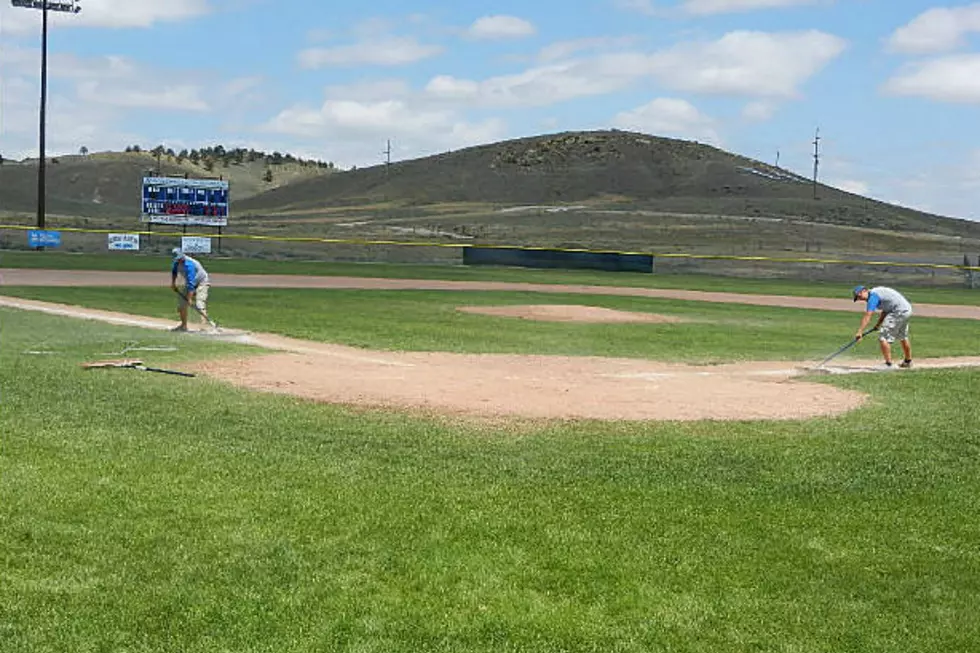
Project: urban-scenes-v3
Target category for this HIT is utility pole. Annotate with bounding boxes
[11,0,83,247]
[812,127,821,200]
[775,150,780,168]
[382,139,392,202]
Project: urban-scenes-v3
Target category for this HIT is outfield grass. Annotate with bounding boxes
[2,250,979,306]
[4,286,980,363]
[2,308,980,652]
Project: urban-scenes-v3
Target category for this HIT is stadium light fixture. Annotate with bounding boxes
[10,0,82,246]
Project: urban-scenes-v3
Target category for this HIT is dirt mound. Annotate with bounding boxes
[188,350,867,422]
[457,304,683,323]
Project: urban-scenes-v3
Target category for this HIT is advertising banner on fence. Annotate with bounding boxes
[108,233,140,251]
[181,236,212,254]
[141,176,230,226]
[27,230,61,248]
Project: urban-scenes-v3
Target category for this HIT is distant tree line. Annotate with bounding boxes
[123,144,335,172]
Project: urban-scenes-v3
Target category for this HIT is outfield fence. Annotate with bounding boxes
[1,223,978,289]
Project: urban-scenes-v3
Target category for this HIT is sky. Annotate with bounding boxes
[1,0,979,220]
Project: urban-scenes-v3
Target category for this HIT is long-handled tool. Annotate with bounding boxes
[173,288,218,330]
[814,327,878,369]
[82,359,196,378]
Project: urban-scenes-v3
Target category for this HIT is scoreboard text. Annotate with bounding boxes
[141,177,230,226]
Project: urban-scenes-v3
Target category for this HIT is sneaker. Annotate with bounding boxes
[171,325,187,332]
[899,359,913,369]
[880,362,897,370]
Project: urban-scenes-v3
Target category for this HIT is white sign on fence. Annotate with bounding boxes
[107,233,140,251]
[181,236,212,254]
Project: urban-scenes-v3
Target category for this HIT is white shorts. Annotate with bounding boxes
[879,310,911,343]
[177,283,210,315]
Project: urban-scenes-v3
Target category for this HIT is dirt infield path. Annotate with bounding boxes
[5,294,980,423]
[2,268,980,320]
[0,294,867,422]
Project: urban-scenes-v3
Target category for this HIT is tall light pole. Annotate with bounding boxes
[10,1,81,241]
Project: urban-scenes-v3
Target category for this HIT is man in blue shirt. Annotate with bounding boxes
[852,285,913,369]
[170,248,211,332]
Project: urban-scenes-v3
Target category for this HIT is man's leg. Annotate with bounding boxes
[879,338,893,365]
[877,313,903,366]
[195,284,210,325]
[175,287,189,330]
[895,313,912,367]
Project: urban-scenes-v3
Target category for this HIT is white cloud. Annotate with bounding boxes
[76,80,209,112]
[0,74,139,160]
[323,79,414,102]
[0,44,226,159]
[741,100,777,121]
[298,37,443,68]
[613,98,722,144]
[682,0,819,15]
[882,54,980,103]
[425,76,481,101]
[261,93,508,168]
[0,0,211,32]
[466,15,536,40]
[266,100,451,136]
[424,30,844,109]
[222,76,264,99]
[614,0,819,16]
[830,179,870,195]
[886,4,980,54]
[646,30,846,98]
[425,55,648,107]
[613,0,659,15]
[872,150,980,220]
[537,36,638,62]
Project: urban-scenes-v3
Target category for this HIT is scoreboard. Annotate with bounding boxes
[141,177,230,226]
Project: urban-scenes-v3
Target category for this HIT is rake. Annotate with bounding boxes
[174,288,219,330]
[81,359,196,377]
[812,327,879,371]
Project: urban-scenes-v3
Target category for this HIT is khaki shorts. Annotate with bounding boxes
[879,310,911,343]
[177,283,210,316]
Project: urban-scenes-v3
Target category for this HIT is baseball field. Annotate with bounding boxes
[2,257,979,652]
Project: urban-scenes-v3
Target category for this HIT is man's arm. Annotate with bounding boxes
[855,292,884,339]
[856,311,875,339]
[184,260,197,296]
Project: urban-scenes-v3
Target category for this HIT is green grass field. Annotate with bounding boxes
[2,249,980,306]
[3,302,980,652]
[3,285,980,362]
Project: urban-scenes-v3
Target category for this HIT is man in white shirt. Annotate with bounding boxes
[853,285,913,369]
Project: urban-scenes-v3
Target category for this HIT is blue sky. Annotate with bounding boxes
[1,0,979,220]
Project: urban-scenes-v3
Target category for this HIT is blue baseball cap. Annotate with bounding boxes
[852,285,866,301]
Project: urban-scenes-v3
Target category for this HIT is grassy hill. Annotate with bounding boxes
[0,149,333,219]
[2,131,978,271]
[238,130,980,239]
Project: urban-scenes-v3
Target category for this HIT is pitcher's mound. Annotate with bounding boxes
[189,347,868,423]
[458,304,683,324]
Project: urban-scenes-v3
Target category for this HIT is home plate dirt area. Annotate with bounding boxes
[4,275,980,422]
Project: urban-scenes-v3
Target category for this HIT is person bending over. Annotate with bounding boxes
[170,247,211,332]
[852,285,913,369]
